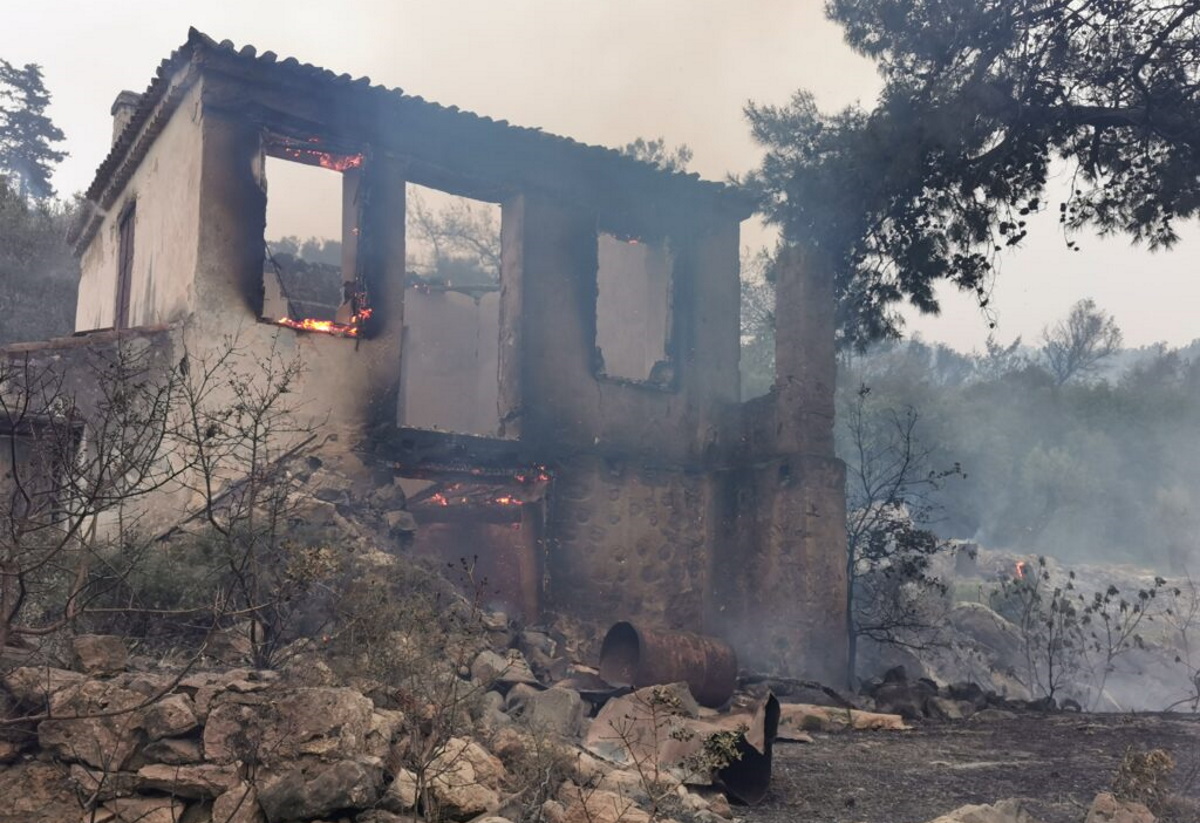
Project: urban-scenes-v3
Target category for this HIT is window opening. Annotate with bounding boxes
[115,203,136,329]
[261,136,371,337]
[399,183,507,437]
[594,231,675,386]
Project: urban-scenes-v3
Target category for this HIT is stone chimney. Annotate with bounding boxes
[110,91,142,146]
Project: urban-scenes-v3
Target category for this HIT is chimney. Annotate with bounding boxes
[110,91,142,146]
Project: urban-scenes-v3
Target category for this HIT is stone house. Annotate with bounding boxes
[17,29,847,681]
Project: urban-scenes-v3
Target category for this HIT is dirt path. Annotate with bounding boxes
[744,713,1200,823]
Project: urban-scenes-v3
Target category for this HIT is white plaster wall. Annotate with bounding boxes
[75,81,204,332]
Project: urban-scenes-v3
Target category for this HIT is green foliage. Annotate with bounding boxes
[0,180,77,345]
[747,2,1200,345]
[839,327,1200,570]
[0,59,65,200]
[841,380,963,680]
[618,136,693,173]
[739,248,776,398]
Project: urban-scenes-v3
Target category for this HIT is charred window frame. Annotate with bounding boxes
[115,200,136,330]
[259,133,375,339]
[592,227,678,390]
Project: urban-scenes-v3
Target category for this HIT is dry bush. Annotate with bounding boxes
[1110,746,1200,822]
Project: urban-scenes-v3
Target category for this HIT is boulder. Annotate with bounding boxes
[101,796,186,823]
[136,763,240,798]
[927,798,1043,823]
[506,686,588,738]
[424,737,508,819]
[142,693,199,741]
[2,665,84,704]
[212,783,265,823]
[142,737,203,765]
[380,768,419,812]
[357,811,412,823]
[69,763,139,802]
[872,678,937,719]
[0,762,85,823]
[927,696,976,721]
[558,783,652,823]
[38,678,147,769]
[203,687,374,765]
[257,758,383,823]
[472,649,539,687]
[1085,792,1156,823]
[72,634,129,675]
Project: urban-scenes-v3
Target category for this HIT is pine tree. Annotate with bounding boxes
[0,60,66,200]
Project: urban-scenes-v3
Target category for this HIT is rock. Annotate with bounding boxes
[507,686,588,738]
[424,737,507,818]
[928,696,975,721]
[1085,792,1156,823]
[385,509,417,534]
[101,796,187,823]
[356,811,411,823]
[540,799,568,823]
[69,764,139,801]
[948,681,988,709]
[257,759,383,823]
[927,798,1042,823]
[777,703,909,734]
[2,665,85,704]
[212,783,265,823]
[142,737,203,765]
[472,649,540,687]
[707,792,733,819]
[0,762,80,823]
[38,678,147,769]
[137,763,240,798]
[142,693,199,741]
[72,634,129,675]
[380,768,419,812]
[873,678,937,719]
[365,709,406,759]
[203,687,374,765]
[0,739,24,763]
[558,783,652,823]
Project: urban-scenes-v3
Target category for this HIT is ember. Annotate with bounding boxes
[276,145,364,172]
[273,309,371,337]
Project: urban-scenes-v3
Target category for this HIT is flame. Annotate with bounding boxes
[1015,561,1027,580]
[273,306,372,338]
[493,495,520,506]
[276,145,364,172]
[431,492,449,507]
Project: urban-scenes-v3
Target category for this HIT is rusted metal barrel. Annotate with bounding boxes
[598,621,738,708]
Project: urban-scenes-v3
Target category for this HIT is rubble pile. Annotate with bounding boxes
[0,621,784,823]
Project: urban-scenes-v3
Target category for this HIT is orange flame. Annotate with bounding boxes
[431,493,449,507]
[277,146,364,172]
[1015,561,1027,580]
[273,307,372,338]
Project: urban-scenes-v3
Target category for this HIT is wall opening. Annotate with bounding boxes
[261,136,370,337]
[594,232,675,387]
[398,466,549,620]
[115,202,136,329]
[398,184,506,437]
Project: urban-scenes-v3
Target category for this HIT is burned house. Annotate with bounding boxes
[55,29,847,681]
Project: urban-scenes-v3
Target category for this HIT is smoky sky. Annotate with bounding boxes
[4,0,1198,352]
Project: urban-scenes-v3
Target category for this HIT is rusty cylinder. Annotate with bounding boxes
[598,621,738,708]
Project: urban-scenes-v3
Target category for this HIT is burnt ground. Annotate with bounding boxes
[744,713,1200,823]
